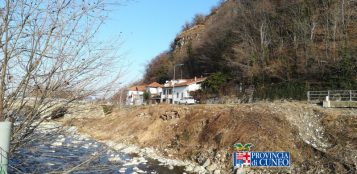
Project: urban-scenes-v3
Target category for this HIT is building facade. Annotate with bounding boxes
[126,77,206,105]
[160,77,206,104]
[126,85,146,105]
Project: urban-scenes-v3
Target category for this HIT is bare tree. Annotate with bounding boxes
[0,0,123,152]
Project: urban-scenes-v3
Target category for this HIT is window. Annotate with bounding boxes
[177,92,179,98]
[181,93,183,99]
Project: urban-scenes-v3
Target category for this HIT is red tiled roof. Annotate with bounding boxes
[128,85,146,91]
[147,82,162,88]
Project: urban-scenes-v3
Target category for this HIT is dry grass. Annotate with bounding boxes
[65,102,357,173]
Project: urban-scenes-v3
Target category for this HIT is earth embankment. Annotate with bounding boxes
[66,102,356,173]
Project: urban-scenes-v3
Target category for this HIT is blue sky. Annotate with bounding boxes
[98,0,220,85]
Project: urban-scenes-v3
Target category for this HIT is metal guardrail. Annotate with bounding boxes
[307,90,357,102]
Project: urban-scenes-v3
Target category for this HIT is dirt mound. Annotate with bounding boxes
[320,111,357,172]
[66,102,357,173]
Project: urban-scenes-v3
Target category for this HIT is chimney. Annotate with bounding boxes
[194,76,197,81]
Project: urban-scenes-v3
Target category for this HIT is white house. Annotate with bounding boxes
[126,82,162,105]
[145,82,162,95]
[161,79,184,104]
[126,85,146,105]
[146,82,162,104]
[127,77,206,105]
[160,77,206,104]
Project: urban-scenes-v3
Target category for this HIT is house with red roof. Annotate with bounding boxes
[126,85,147,105]
[146,82,163,104]
[161,77,206,104]
[127,77,206,105]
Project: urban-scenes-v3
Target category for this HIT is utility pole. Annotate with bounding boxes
[173,64,184,104]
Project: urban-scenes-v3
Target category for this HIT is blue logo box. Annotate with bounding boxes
[250,152,290,167]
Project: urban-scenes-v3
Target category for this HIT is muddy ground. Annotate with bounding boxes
[64,102,357,174]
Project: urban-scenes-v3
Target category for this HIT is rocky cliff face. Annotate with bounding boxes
[173,25,204,51]
[170,0,237,61]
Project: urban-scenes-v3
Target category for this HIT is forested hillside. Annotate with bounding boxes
[144,0,357,100]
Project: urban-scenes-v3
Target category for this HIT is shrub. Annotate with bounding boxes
[51,106,68,119]
[202,72,230,93]
[182,129,191,142]
[143,91,151,102]
[101,105,113,115]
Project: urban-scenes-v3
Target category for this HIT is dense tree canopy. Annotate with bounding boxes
[144,0,357,99]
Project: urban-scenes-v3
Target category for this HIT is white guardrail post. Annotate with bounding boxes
[0,121,11,174]
[327,90,330,99]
